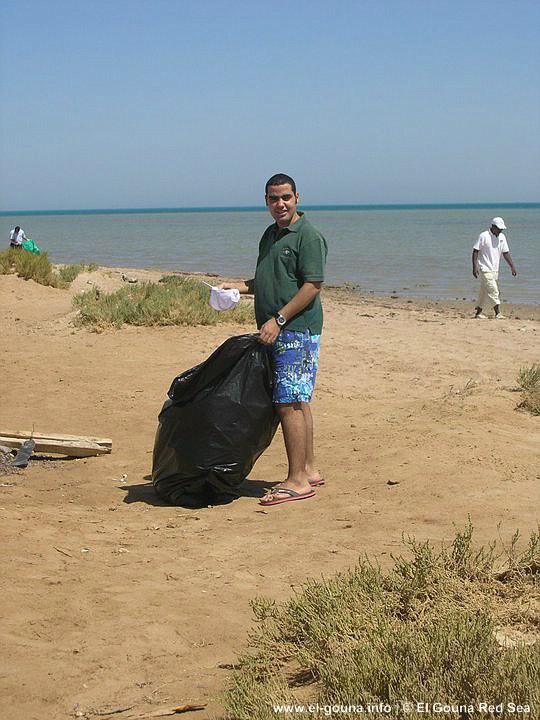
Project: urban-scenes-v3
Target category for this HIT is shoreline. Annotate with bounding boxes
[4,203,538,306]
[324,284,540,320]
[67,264,540,321]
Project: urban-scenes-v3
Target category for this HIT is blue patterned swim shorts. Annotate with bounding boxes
[270,330,321,404]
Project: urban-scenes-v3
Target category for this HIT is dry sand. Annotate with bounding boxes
[1,267,539,720]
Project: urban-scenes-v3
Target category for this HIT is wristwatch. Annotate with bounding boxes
[275,312,287,327]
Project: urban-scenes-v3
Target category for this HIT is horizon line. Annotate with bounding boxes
[1,201,539,217]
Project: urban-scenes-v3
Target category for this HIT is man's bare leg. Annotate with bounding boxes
[272,403,312,493]
[301,402,323,483]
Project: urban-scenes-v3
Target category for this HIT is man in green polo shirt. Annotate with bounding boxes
[221,173,328,507]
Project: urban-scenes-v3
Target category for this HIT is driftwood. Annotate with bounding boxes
[98,705,207,719]
[127,706,206,718]
[0,431,112,458]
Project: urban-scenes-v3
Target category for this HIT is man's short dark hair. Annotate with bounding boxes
[265,173,296,195]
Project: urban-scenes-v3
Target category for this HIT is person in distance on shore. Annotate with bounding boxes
[9,225,28,249]
[472,216,517,320]
[220,173,328,507]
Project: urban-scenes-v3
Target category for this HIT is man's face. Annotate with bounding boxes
[491,224,501,236]
[265,183,300,228]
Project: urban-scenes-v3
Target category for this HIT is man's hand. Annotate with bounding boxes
[258,318,281,345]
[472,267,478,278]
[511,268,517,277]
[217,279,254,294]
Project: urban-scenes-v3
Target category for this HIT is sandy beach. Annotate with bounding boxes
[1,267,539,720]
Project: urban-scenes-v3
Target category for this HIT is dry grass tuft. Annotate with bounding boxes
[223,523,540,719]
[517,364,540,415]
[57,262,98,284]
[0,249,64,287]
[73,275,255,330]
[0,249,98,288]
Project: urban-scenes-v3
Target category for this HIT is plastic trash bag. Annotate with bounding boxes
[152,333,279,507]
[21,239,41,254]
[200,281,240,311]
[209,286,240,311]
[10,438,36,468]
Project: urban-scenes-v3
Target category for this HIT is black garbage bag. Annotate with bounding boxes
[152,333,279,506]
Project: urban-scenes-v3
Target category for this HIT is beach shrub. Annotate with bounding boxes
[73,276,255,330]
[517,363,540,415]
[0,249,12,274]
[0,249,62,287]
[223,523,540,720]
[57,262,98,284]
[57,263,84,284]
[0,251,99,288]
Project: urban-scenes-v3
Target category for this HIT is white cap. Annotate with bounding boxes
[491,216,507,230]
[209,286,240,311]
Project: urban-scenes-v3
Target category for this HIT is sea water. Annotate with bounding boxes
[1,205,538,304]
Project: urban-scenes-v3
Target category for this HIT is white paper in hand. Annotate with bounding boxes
[209,286,240,311]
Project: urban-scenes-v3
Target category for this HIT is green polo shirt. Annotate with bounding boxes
[254,212,328,334]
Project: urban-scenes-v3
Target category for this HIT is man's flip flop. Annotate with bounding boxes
[309,478,325,487]
[259,487,316,507]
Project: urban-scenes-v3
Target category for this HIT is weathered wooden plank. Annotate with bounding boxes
[0,436,112,457]
[1,430,112,448]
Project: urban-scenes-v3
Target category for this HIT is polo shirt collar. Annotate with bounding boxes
[274,211,305,235]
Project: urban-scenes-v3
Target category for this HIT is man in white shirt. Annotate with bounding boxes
[472,217,517,319]
[9,226,27,248]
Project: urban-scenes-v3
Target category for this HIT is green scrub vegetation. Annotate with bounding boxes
[224,523,540,720]
[57,262,98,284]
[0,248,97,288]
[517,363,540,416]
[73,275,255,330]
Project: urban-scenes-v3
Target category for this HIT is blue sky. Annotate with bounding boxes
[1,0,539,210]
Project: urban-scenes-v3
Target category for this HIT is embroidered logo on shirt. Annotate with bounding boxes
[281,247,292,257]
